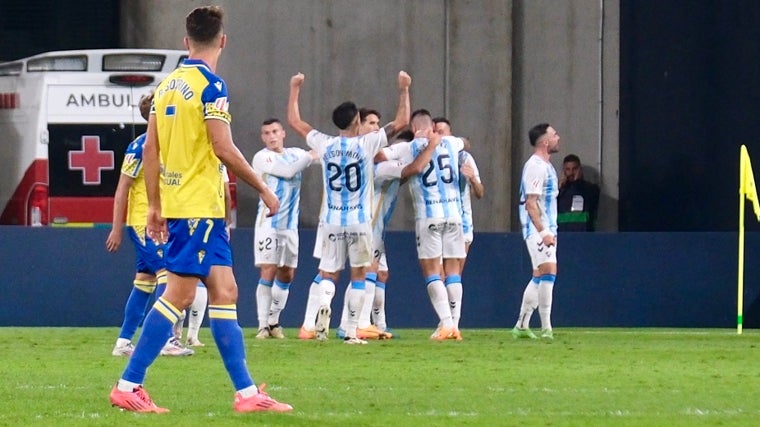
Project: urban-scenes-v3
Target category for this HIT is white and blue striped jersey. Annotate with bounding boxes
[307,128,387,226]
[386,136,465,220]
[251,147,312,230]
[459,151,481,236]
[519,154,559,240]
[372,160,404,241]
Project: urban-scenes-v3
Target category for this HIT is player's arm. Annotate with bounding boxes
[381,71,412,139]
[287,73,313,139]
[525,194,555,246]
[400,130,440,178]
[208,119,279,216]
[105,173,133,252]
[142,114,167,243]
[254,150,313,179]
[461,156,485,199]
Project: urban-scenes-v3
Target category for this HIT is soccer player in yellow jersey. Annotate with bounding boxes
[109,5,291,413]
[106,92,174,356]
[106,91,195,358]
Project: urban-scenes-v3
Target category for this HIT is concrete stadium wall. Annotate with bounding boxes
[121,0,513,232]
[120,1,619,232]
[3,227,757,329]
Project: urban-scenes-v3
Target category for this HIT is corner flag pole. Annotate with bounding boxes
[738,144,760,334]
[738,148,746,334]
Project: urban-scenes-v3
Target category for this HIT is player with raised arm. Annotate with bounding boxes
[288,71,410,344]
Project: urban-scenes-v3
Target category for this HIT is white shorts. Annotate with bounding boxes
[374,251,388,272]
[525,232,558,269]
[254,228,299,268]
[318,222,373,273]
[312,222,324,259]
[464,230,474,244]
[415,218,466,260]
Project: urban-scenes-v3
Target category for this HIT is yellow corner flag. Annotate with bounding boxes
[738,145,760,334]
[741,145,760,221]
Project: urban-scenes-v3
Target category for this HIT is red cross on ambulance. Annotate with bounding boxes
[68,135,114,185]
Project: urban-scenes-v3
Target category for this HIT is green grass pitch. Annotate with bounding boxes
[1,327,758,426]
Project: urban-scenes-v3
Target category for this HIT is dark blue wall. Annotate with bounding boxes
[2,227,759,329]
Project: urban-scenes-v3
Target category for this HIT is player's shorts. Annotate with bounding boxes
[376,251,388,272]
[463,218,474,244]
[165,218,231,277]
[318,222,373,273]
[254,228,299,268]
[415,218,466,259]
[312,222,324,259]
[525,232,558,269]
[130,225,165,275]
[372,236,389,272]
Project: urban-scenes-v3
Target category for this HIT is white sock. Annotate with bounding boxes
[268,280,290,326]
[358,280,375,329]
[318,279,336,307]
[173,311,185,340]
[256,280,273,329]
[115,337,131,347]
[117,379,141,392]
[237,384,259,398]
[538,275,555,331]
[339,284,351,331]
[426,278,453,328]
[187,284,207,340]
[302,280,322,330]
[372,282,387,330]
[516,278,539,329]
[445,280,463,329]
[346,281,365,338]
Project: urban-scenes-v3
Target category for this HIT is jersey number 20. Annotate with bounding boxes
[327,162,362,192]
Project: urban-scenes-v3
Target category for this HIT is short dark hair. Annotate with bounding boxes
[411,109,431,122]
[261,118,282,126]
[186,6,224,44]
[395,130,415,142]
[332,102,359,130]
[528,123,550,146]
[432,116,450,127]
[359,108,381,123]
[139,92,154,122]
[563,154,581,164]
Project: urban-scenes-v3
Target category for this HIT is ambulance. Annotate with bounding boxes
[0,49,237,227]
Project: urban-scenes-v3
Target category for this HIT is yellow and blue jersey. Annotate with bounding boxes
[151,58,230,219]
[121,133,148,226]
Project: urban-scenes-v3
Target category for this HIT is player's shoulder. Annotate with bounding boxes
[285,146,308,156]
[125,133,147,155]
[306,128,332,143]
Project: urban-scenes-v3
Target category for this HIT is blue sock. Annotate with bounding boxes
[122,297,180,384]
[209,304,254,391]
[118,280,154,340]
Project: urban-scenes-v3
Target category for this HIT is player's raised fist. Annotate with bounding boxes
[398,71,411,89]
[290,73,305,87]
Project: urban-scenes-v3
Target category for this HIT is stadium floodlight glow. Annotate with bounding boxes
[0,62,23,76]
[27,56,87,72]
[103,54,165,71]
